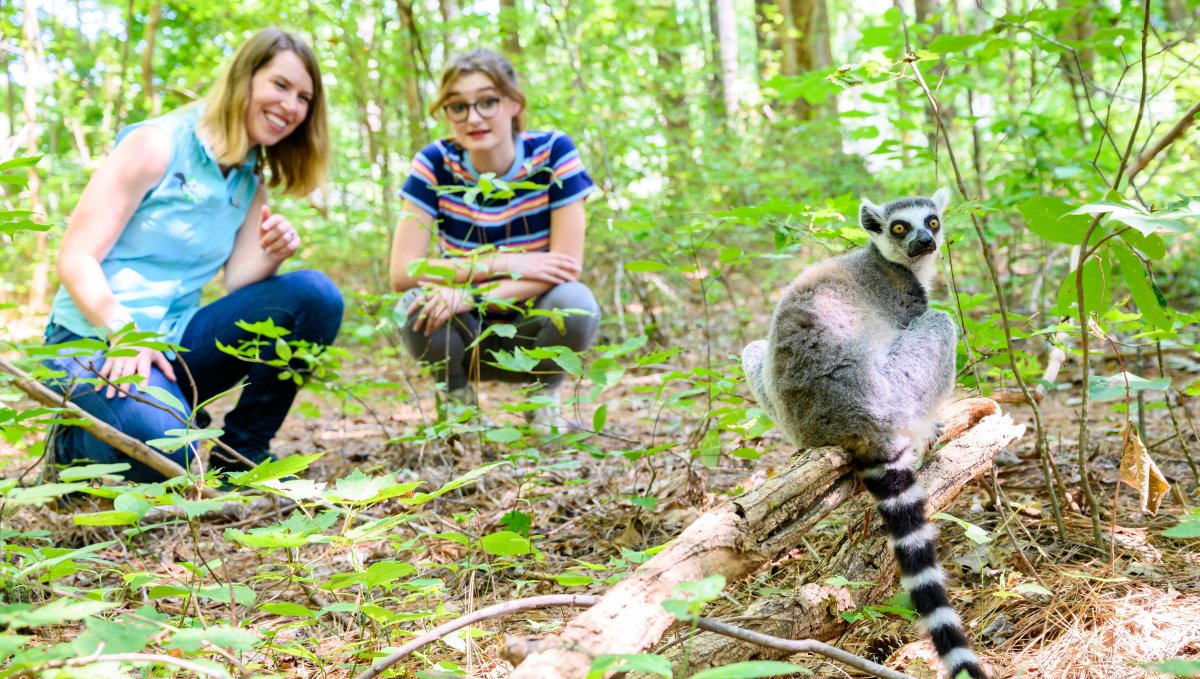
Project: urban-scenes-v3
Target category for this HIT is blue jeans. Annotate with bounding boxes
[43,271,343,483]
[399,281,601,391]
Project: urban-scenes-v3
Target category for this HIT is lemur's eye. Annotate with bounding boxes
[890,222,907,235]
[928,218,940,230]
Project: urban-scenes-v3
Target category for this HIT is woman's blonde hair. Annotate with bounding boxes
[430,49,527,136]
[200,28,329,197]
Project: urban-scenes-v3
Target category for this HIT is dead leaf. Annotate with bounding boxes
[1118,426,1170,514]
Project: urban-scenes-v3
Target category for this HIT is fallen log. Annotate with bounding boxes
[0,355,217,494]
[508,398,1023,679]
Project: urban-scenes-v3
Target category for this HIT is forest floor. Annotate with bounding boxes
[2,324,1200,679]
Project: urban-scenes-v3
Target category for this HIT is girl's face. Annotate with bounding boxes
[443,72,521,156]
[245,50,313,147]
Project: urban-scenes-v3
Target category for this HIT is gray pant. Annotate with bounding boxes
[399,281,601,390]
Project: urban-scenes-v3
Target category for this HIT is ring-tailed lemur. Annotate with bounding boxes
[742,189,987,679]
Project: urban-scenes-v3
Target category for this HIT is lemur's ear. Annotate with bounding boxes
[931,187,950,213]
[860,199,884,233]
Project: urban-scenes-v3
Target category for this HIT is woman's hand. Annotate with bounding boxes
[406,284,472,336]
[494,251,580,284]
[259,205,301,261]
[97,346,176,399]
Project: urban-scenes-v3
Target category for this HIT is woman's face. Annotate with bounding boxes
[444,72,521,155]
[245,50,313,147]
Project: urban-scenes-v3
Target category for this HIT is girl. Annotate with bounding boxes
[44,28,343,482]
[389,49,600,430]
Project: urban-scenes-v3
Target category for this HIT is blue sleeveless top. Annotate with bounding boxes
[49,107,260,344]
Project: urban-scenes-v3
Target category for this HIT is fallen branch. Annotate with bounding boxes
[0,355,218,497]
[357,594,915,679]
[508,399,1022,678]
[662,410,1022,673]
[11,652,229,678]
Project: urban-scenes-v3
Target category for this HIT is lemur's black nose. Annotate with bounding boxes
[908,233,935,257]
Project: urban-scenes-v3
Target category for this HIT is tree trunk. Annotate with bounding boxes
[103,0,136,138]
[499,0,521,57]
[397,0,428,155]
[508,399,1023,679]
[22,0,49,320]
[141,0,162,115]
[787,0,832,119]
[439,0,458,56]
[713,0,740,121]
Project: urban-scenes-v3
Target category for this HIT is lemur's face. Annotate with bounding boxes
[859,188,950,269]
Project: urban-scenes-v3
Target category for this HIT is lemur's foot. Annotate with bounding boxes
[925,420,946,452]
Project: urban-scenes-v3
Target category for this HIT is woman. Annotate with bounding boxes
[44,28,343,482]
[390,48,600,430]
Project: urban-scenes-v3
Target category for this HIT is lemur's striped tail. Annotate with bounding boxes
[857,454,988,679]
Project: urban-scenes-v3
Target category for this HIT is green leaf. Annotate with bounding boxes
[587,654,672,679]
[6,482,88,505]
[588,358,625,390]
[1112,241,1171,331]
[932,512,991,544]
[0,155,42,171]
[1014,583,1053,596]
[198,584,257,606]
[114,493,154,519]
[1055,255,1109,317]
[145,427,224,452]
[688,660,813,678]
[1145,659,1200,677]
[1019,196,1093,244]
[1,599,115,629]
[552,573,595,587]
[479,530,536,557]
[593,404,607,431]
[0,634,30,659]
[364,560,418,588]
[259,602,319,618]
[926,33,988,54]
[73,510,140,526]
[624,260,667,273]
[485,426,523,443]
[57,463,132,481]
[228,452,321,485]
[1087,373,1171,402]
[1164,511,1200,538]
[167,625,259,652]
[489,348,539,373]
[490,323,517,338]
[138,385,186,414]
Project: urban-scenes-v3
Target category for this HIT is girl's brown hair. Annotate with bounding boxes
[430,49,527,136]
[200,27,329,196]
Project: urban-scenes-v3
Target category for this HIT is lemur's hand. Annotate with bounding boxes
[495,252,580,284]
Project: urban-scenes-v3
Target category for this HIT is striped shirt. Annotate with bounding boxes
[400,130,595,257]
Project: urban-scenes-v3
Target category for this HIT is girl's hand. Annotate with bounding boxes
[259,205,301,261]
[495,252,580,284]
[406,284,472,336]
[97,347,176,399]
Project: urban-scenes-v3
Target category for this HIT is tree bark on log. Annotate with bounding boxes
[508,399,1022,679]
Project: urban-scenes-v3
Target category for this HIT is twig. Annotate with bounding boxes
[355,594,916,679]
[894,6,1066,540]
[356,595,599,679]
[688,616,916,679]
[11,652,229,678]
[990,467,1049,591]
[0,355,218,497]
[1124,100,1200,182]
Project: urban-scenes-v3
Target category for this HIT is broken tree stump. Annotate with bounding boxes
[508,398,1023,679]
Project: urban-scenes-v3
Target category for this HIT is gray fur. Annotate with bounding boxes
[740,189,984,678]
[743,191,956,455]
